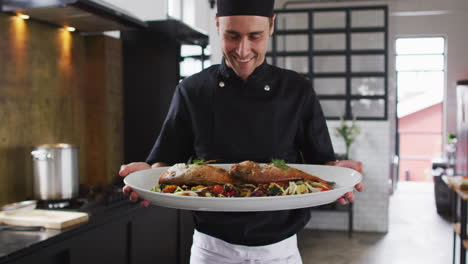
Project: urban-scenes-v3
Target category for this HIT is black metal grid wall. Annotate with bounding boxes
[267,6,388,120]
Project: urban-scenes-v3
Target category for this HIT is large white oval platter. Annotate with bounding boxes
[124,164,362,212]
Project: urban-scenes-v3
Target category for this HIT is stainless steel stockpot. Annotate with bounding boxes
[31,144,79,200]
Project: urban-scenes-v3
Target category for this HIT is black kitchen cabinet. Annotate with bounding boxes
[56,216,128,264]
[1,204,179,264]
[2,218,128,264]
[121,27,180,164]
[131,206,178,264]
[121,20,208,264]
[121,20,209,164]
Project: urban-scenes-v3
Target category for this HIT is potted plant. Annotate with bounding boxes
[335,117,361,160]
[446,133,457,169]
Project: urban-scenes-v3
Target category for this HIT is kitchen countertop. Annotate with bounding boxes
[0,195,139,263]
[0,228,62,259]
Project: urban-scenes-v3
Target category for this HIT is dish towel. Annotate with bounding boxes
[190,230,303,264]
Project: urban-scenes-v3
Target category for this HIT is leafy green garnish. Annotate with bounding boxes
[192,158,205,165]
[267,185,282,196]
[271,159,289,170]
[191,158,217,165]
[151,183,164,192]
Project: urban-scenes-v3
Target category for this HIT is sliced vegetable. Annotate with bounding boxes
[151,179,332,197]
[191,185,205,191]
[162,185,177,193]
[305,182,321,193]
[251,190,264,196]
[296,184,308,194]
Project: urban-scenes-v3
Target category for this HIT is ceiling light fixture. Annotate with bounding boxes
[66,26,76,32]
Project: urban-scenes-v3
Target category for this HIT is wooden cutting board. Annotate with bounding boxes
[0,209,88,229]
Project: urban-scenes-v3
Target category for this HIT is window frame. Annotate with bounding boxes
[395,36,446,117]
[268,6,389,120]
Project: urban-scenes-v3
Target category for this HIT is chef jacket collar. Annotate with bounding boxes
[219,58,271,84]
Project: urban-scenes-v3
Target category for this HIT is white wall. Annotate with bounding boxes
[174,0,221,63]
[167,0,213,33]
[103,0,168,21]
[308,121,391,232]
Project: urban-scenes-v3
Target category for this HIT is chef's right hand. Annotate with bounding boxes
[119,162,167,207]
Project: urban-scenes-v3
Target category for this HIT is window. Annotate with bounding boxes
[395,37,445,182]
[268,6,388,120]
[180,45,211,79]
[395,37,445,117]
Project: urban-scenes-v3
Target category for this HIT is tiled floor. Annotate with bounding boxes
[298,181,452,264]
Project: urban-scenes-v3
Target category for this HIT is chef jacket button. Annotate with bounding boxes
[219,81,225,88]
[264,85,270,91]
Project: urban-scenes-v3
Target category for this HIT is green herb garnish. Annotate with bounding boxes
[192,158,205,165]
[192,158,216,165]
[267,185,282,196]
[271,159,289,170]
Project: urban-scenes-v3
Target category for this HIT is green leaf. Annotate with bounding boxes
[267,185,282,195]
[192,158,205,165]
[334,117,360,146]
[448,133,457,144]
[271,159,289,170]
[334,117,361,159]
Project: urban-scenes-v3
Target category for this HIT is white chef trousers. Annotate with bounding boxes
[189,230,303,264]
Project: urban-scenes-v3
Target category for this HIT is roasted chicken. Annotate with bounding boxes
[158,163,237,185]
[229,160,334,189]
[155,160,334,197]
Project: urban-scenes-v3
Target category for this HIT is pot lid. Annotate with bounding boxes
[34,143,78,149]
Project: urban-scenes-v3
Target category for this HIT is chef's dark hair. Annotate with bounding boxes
[217,0,275,17]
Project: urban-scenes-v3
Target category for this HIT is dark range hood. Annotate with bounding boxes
[1,0,148,33]
[146,20,209,47]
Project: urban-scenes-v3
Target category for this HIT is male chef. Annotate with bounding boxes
[120,0,364,263]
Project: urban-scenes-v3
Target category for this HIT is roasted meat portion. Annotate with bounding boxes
[159,163,237,185]
[154,160,335,197]
[229,160,334,189]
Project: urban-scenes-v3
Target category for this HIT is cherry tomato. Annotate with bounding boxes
[212,185,224,195]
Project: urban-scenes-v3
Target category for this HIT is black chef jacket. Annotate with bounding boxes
[146,59,336,246]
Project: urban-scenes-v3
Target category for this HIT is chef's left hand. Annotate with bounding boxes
[326,160,364,205]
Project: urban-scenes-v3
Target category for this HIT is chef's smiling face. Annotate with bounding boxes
[216,15,275,80]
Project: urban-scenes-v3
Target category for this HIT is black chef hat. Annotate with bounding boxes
[217,0,275,17]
